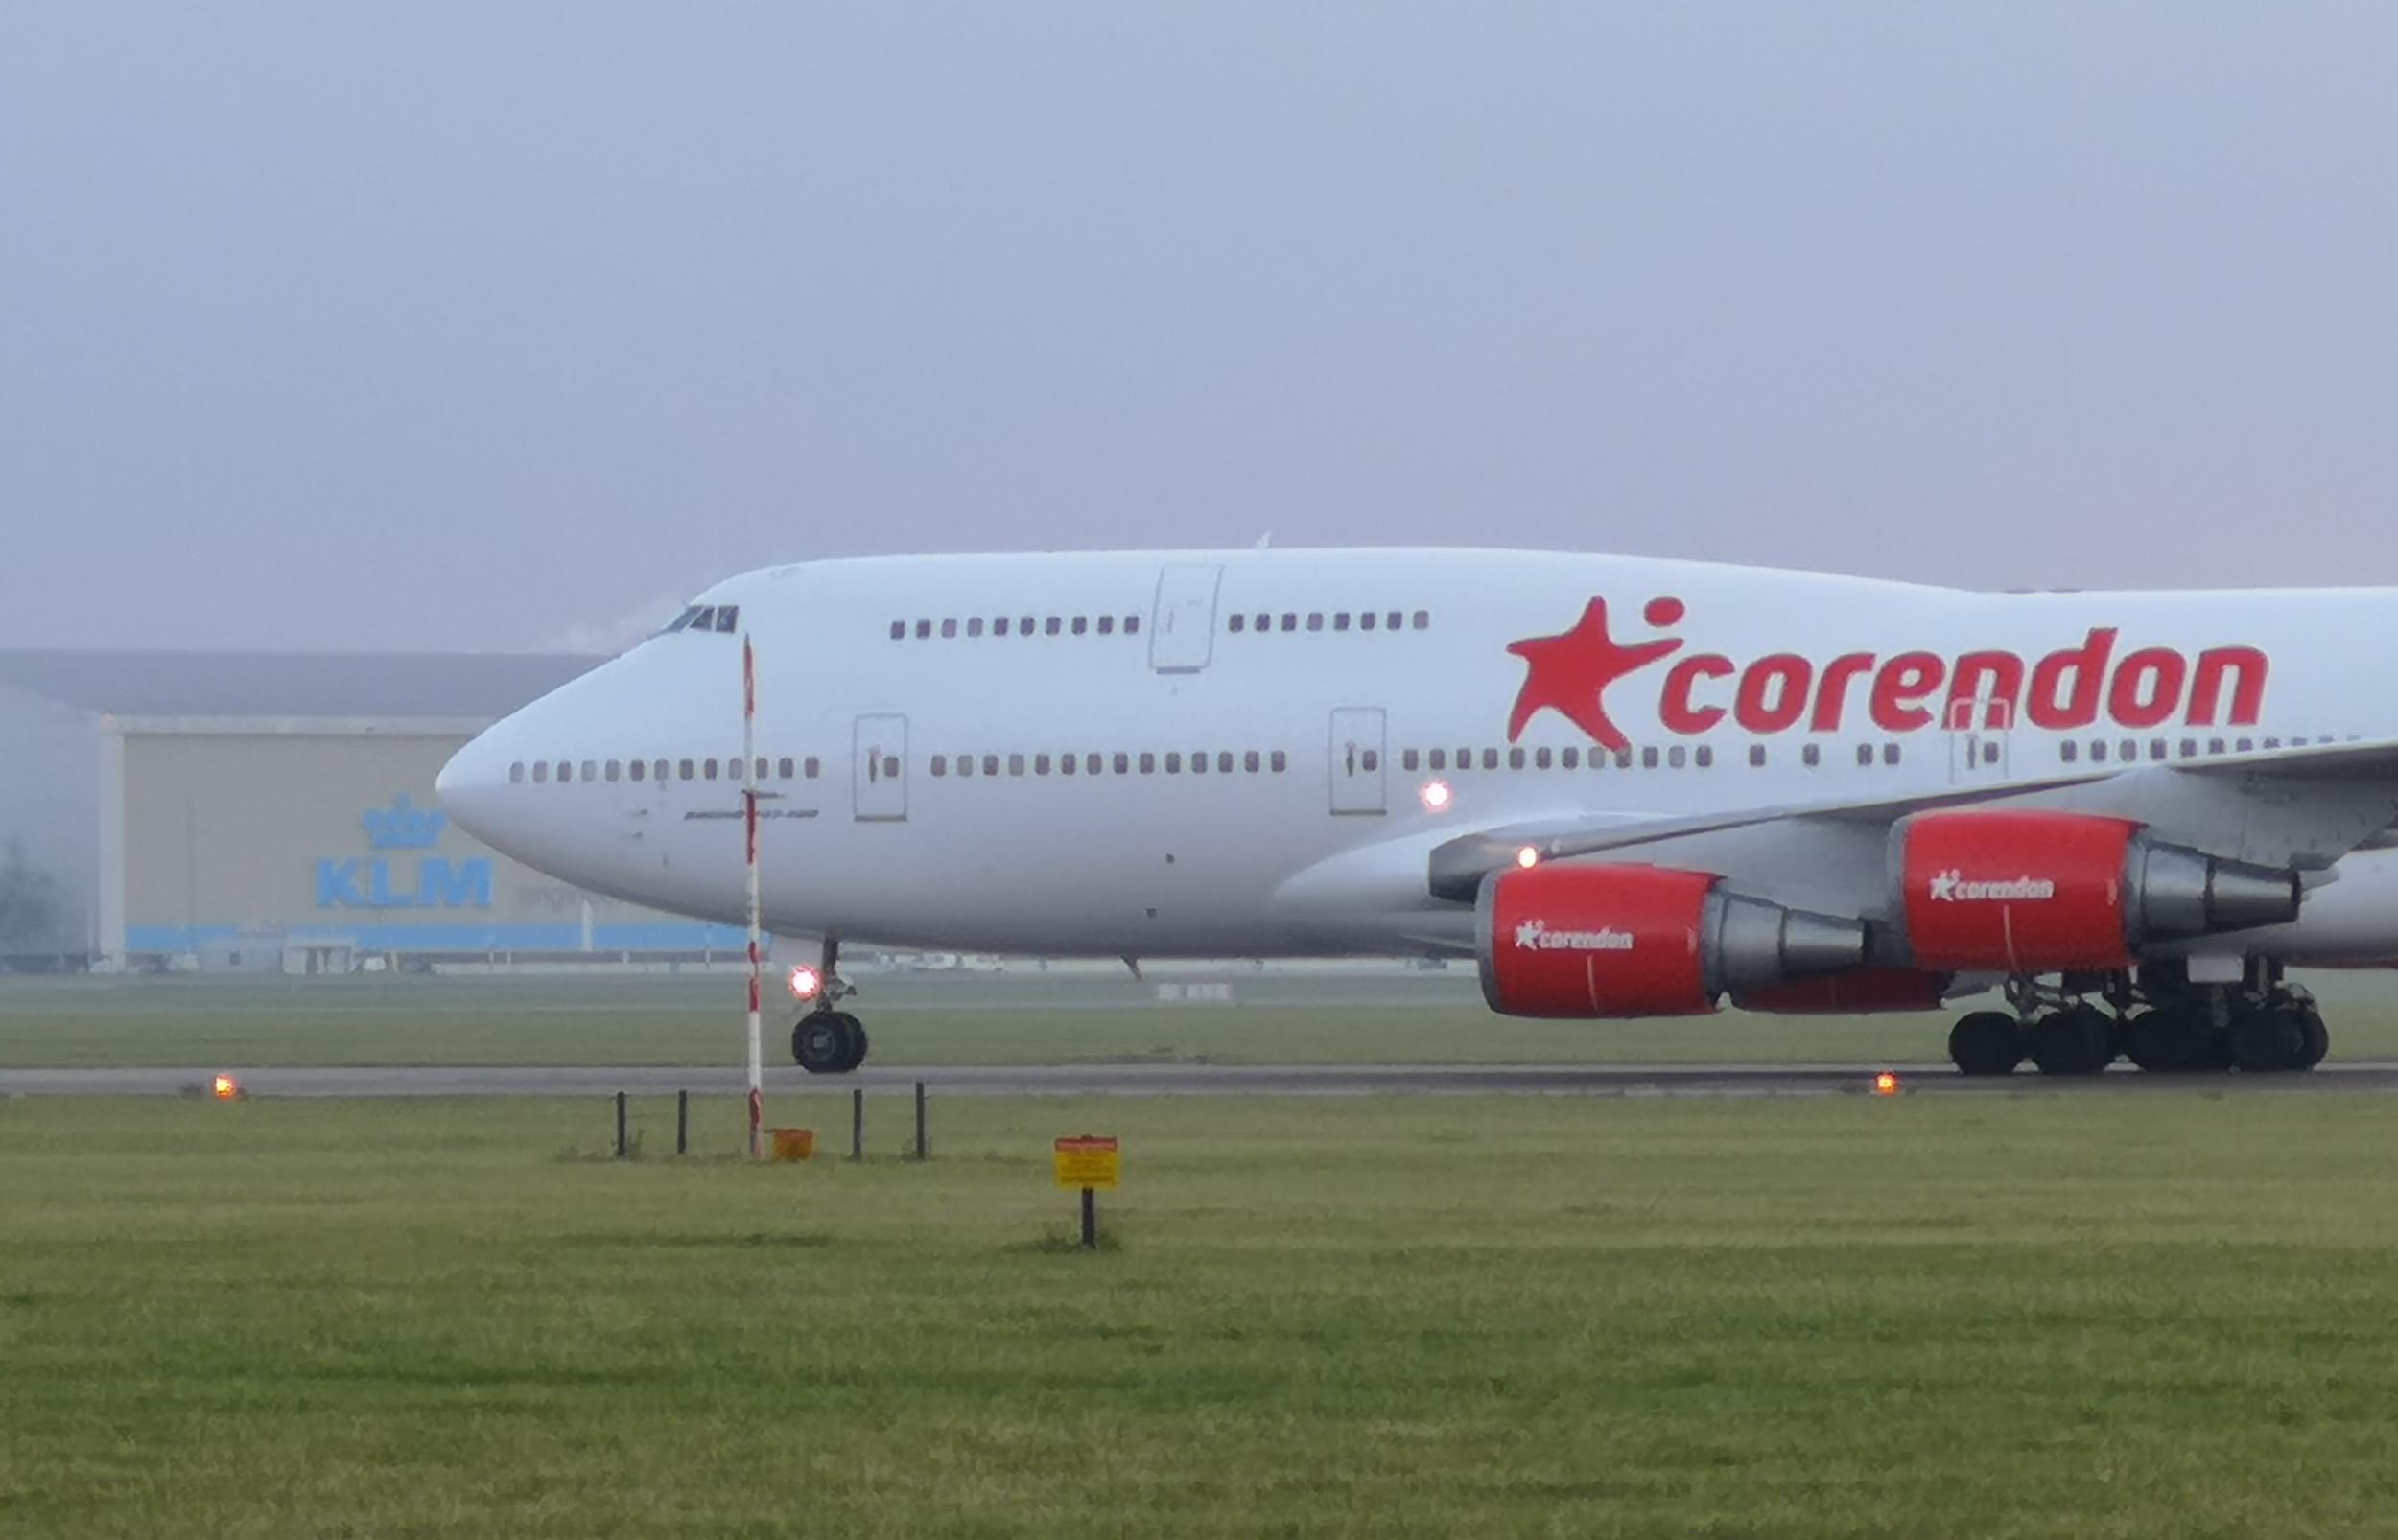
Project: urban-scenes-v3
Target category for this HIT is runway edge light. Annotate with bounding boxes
[212,1074,242,1101]
[1873,1071,1901,1097]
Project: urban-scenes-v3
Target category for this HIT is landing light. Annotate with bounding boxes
[787,965,823,1002]
[1419,779,1453,812]
[1516,846,1540,870]
[1873,1071,1900,1097]
[212,1074,240,1101]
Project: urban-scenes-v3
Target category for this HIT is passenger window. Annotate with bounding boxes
[2149,740,2166,761]
[655,760,670,782]
[1561,747,1580,769]
[2208,738,2225,755]
[1086,754,1102,775]
[1270,750,1288,772]
[2237,738,2254,752]
[1124,615,1140,634]
[1192,752,1210,775]
[1229,614,1246,632]
[1035,754,1052,776]
[2179,738,2197,758]
[2061,742,2079,763]
[581,760,598,782]
[1429,749,1446,771]
[704,759,718,780]
[1613,750,1633,769]
[941,619,957,639]
[889,620,905,640]
[1801,745,1820,768]
[1165,753,1183,773]
[1114,753,1130,774]
[628,760,644,782]
[777,758,794,779]
[2121,739,2137,760]
[1062,754,1079,776]
[1856,744,1873,766]
[1281,614,1298,631]
[1020,616,1035,635]
[968,618,984,638]
[1008,755,1025,777]
[1668,747,1687,769]
[1097,615,1115,635]
[1334,613,1351,631]
[2092,742,2109,762]
[1255,614,1270,631]
[957,755,975,778]
[605,761,621,782]
[994,617,1011,637]
[1046,617,1062,636]
[1360,611,1376,630]
[1244,750,1260,772]
[1696,746,1714,768]
[1140,752,1156,774]
[532,762,549,783]
[557,761,573,782]
[915,620,931,640]
[805,758,820,779]
[931,756,948,777]
[509,762,526,783]
[1509,748,1527,770]
[1218,752,1235,773]
[1402,749,1421,772]
[1642,747,1659,769]
[1412,610,1429,629]
[1073,616,1090,635]
[1386,611,1402,630]
[1882,743,1899,765]
[1748,745,1766,767]
[1307,613,1324,631]
[983,755,999,776]
[1534,747,1552,769]
[756,758,769,781]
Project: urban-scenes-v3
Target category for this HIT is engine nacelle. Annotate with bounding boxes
[1477,862,1869,1018]
[1895,810,2301,972]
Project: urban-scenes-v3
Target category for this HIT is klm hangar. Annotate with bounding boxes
[0,650,750,971]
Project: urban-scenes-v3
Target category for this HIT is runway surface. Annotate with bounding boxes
[14,1061,2398,1098]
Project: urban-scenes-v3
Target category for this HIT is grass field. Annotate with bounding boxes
[10,970,2398,1068]
[9,1091,2398,1537]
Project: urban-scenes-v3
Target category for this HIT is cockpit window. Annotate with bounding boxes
[715,605,739,633]
[660,603,740,637]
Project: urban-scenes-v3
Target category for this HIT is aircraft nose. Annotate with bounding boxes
[435,722,515,850]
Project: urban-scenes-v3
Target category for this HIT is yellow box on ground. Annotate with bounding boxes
[1053,1135,1119,1190]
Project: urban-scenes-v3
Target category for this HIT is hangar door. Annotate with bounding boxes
[853,713,908,822]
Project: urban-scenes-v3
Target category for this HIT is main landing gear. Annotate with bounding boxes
[1946,962,2327,1078]
[790,937,869,1075]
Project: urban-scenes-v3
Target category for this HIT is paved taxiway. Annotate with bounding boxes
[13,1062,2398,1098]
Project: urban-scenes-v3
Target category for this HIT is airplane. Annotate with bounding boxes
[434,549,2398,1079]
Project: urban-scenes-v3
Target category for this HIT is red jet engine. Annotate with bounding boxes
[1895,809,2300,972]
[1478,862,1869,1018]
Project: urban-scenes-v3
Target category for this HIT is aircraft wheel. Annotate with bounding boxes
[2029,1006,2113,1076]
[834,1014,870,1072]
[2293,1005,2329,1071]
[2226,1004,2303,1074]
[2125,1007,2213,1073]
[793,1013,851,1074]
[1948,1011,2026,1076]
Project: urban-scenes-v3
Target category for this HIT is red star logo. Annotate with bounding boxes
[1506,597,1685,749]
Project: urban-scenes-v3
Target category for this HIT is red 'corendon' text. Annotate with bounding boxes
[1657,628,2268,736]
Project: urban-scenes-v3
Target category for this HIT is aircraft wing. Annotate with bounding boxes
[1425,736,2398,905]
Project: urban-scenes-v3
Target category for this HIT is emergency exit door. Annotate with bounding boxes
[1329,707,1387,815]
[1148,562,1223,672]
[853,713,908,821]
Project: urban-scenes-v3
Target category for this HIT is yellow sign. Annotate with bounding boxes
[1053,1135,1120,1190]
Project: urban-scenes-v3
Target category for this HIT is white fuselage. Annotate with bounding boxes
[434,549,2398,966]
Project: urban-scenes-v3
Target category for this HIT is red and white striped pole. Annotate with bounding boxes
[742,634,764,1159]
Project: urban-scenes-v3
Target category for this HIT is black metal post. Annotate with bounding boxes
[913,1080,928,1160]
[614,1091,629,1159]
[1080,1186,1097,1249]
[675,1089,689,1155]
[851,1087,864,1161]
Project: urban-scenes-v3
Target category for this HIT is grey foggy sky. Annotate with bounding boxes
[4,4,2395,654]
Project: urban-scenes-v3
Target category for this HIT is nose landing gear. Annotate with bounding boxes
[790,937,869,1075]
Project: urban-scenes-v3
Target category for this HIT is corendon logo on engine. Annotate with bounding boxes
[1927,870,2058,902]
[1506,595,2269,745]
[1514,918,1636,952]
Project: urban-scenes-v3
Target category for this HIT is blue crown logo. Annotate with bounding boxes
[363,794,446,851]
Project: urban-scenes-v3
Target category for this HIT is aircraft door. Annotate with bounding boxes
[853,713,908,822]
[1328,707,1387,815]
[1945,696,2012,784]
[1148,562,1223,672]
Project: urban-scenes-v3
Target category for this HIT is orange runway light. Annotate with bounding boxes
[1873,1071,1901,1097]
[212,1074,240,1101]
[787,965,822,1002]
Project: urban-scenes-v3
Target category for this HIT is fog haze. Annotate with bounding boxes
[4,4,2394,653]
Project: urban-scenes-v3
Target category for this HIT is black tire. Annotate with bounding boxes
[835,1014,870,1072]
[793,1013,850,1074]
[2226,1006,2301,1073]
[2125,1007,2214,1073]
[2029,1007,2113,1076]
[1948,1011,2025,1076]
[2293,1007,2329,1071]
